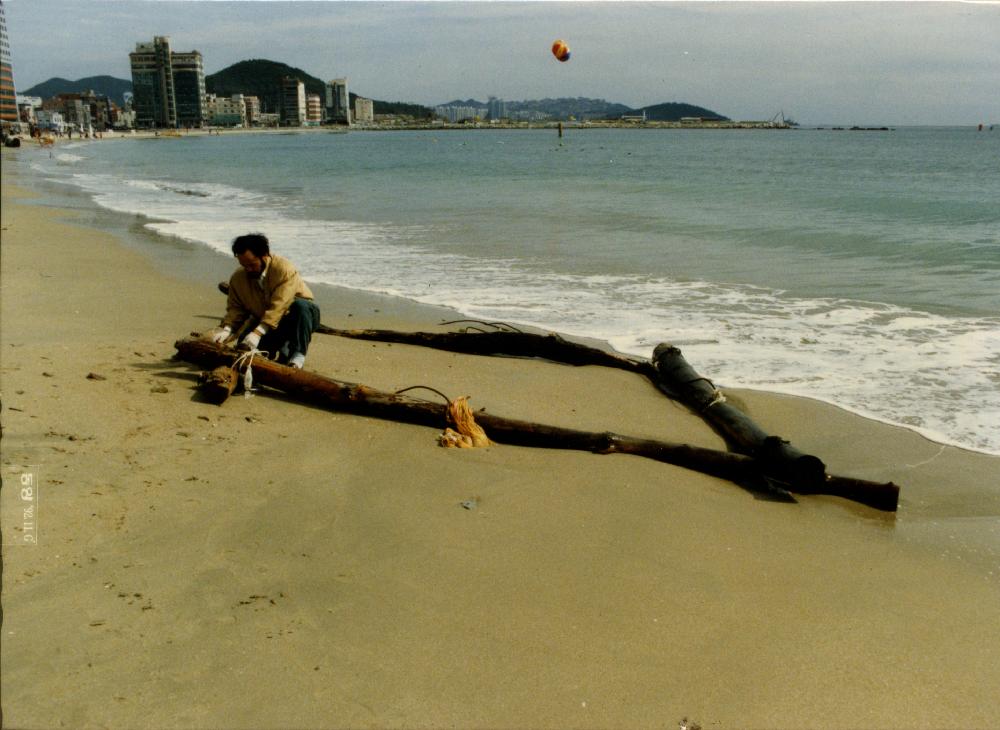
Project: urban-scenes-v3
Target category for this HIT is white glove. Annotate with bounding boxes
[208,326,231,344]
[241,324,268,350]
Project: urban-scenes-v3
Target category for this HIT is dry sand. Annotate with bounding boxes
[2,169,999,729]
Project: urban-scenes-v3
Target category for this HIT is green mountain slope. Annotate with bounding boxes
[20,76,133,105]
[437,97,725,121]
[637,102,728,121]
[205,59,325,114]
[206,59,433,118]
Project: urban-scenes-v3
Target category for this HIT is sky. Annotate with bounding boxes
[5,0,1000,126]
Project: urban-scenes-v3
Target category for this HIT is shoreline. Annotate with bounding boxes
[23,121,984,148]
[3,165,1000,728]
[11,120,794,144]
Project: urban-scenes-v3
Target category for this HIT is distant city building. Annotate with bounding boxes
[306,93,322,125]
[41,91,114,132]
[42,95,87,131]
[171,50,206,127]
[353,97,374,124]
[35,109,65,134]
[280,76,305,126]
[487,96,506,122]
[257,111,280,127]
[129,36,206,129]
[16,94,41,124]
[511,110,552,122]
[129,37,175,127]
[0,0,18,124]
[435,105,486,123]
[207,93,247,127]
[325,78,350,125]
[115,107,135,130]
[243,95,260,126]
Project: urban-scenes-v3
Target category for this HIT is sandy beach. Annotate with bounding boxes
[2,157,1000,729]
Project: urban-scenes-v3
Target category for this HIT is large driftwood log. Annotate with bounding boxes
[304,323,826,488]
[174,337,899,511]
[199,365,239,404]
[650,344,827,490]
[216,283,652,375]
[318,327,655,375]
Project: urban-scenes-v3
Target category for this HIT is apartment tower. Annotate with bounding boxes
[171,50,206,127]
[280,77,305,126]
[325,78,350,125]
[129,36,205,129]
[0,0,17,124]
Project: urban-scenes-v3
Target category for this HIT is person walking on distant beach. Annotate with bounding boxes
[203,233,320,369]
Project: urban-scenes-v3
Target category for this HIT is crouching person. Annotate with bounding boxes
[203,233,320,369]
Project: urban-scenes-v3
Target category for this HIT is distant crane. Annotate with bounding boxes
[770,110,797,128]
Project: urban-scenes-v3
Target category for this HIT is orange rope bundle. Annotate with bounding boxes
[438,396,493,448]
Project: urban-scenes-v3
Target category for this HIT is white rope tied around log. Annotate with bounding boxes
[232,349,269,400]
[682,376,727,411]
[704,387,727,411]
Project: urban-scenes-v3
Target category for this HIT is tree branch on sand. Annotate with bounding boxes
[174,336,900,511]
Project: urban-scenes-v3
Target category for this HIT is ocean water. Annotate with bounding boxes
[26,127,1000,456]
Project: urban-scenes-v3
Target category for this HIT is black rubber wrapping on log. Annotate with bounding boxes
[652,343,828,490]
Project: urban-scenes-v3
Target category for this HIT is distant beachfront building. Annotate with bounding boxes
[257,112,280,127]
[325,78,350,125]
[207,93,247,127]
[16,94,41,125]
[41,91,114,133]
[0,0,18,124]
[115,108,135,130]
[35,109,65,134]
[171,50,206,127]
[353,97,374,124]
[243,95,260,126]
[130,37,175,127]
[43,95,87,131]
[129,36,206,129]
[279,77,305,126]
[306,93,322,125]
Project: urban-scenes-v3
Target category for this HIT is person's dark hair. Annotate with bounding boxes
[232,233,270,257]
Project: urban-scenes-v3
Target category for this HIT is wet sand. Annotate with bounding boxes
[2,171,999,729]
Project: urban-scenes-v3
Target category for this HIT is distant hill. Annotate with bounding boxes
[22,67,724,123]
[206,59,325,114]
[635,102,728,121]
[519,97,633,120]
[367,99,433,118]
[436,97,725,121]
[441,99,487,107]
[21,75,132,104]
[207,59,433,118]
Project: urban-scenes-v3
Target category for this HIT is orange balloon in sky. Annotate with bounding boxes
[551,39,571,62]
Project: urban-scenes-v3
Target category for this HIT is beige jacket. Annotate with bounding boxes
[222,254,314,332]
